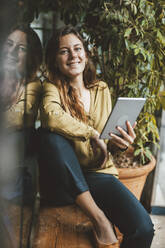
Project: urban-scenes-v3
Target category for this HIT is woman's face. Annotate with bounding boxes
[56,33,87,80]
[3,30,27,76]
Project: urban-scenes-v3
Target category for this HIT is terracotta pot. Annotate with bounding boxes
[118,156,156,200]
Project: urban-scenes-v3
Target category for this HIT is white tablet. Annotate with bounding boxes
[100,97,146,139]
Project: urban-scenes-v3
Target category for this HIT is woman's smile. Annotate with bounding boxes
[67,61,80,66]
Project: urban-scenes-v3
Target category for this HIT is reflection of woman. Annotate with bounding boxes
[0,24,42,202]
[0,24,42,248]
[0,24,42,126]
[39,25,154,248]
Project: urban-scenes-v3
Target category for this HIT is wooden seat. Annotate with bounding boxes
[32,204,120,248]
[1,201,33,248]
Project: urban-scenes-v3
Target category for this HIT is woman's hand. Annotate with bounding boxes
[90,131,108,168]
[109,121,136,150]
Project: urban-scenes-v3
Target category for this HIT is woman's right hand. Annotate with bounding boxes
[90,131,108,168]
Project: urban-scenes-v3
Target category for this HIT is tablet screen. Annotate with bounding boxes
[100,97,146,139]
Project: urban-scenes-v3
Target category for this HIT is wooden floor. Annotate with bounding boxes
[150,214,165,248]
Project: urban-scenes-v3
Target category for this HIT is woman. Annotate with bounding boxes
[0,24,42,248]
[39,25,154,248]
[0,24,42,124]
[0,23,42,202]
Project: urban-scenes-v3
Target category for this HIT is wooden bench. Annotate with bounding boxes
[32,203,120,248]
[1,201,33,248]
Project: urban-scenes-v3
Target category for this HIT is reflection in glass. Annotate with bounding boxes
[0,24,42,248]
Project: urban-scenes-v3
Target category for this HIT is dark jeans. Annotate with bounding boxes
[37,128,154,248]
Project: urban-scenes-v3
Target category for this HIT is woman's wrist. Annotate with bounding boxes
[91,130,100,139]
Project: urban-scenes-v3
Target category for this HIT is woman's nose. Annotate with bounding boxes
[69,50,77,59]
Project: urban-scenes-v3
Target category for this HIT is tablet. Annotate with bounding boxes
[100,97,146,139]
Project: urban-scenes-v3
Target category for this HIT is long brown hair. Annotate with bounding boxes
[45,25,97,122]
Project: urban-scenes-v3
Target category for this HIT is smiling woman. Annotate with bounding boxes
[0,24,43,200]
[45,25,97,122]
[3,30,27,77]
[0,24,42,247]
[0,24,42,112]
[37,25,154,248]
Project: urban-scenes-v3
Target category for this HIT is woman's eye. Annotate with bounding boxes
[5,41,13,47]
[60,50,69,55]
[75,47,81,51]
[19,46,27,52]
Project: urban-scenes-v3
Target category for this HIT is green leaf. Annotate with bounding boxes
[157,30,165,46]
[134,149,142,156]
[134,48,140,55]
[144,148,152,161]
[124,28,132,38]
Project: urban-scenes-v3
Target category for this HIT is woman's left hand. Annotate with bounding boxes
[109,121,136,150]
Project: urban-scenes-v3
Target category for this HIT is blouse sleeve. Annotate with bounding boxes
[40,81,97,141]
[6,80,42,129]
[24,80,42,127]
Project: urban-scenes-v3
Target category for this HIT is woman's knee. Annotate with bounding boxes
[40,130,62,146]
[121,217,154,248]
[136,219,155,241]
[38,129,80,173]
[39,129,72,155]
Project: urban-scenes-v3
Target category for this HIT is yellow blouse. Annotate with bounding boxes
[5,80,42,130]
[40,80,118,176]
